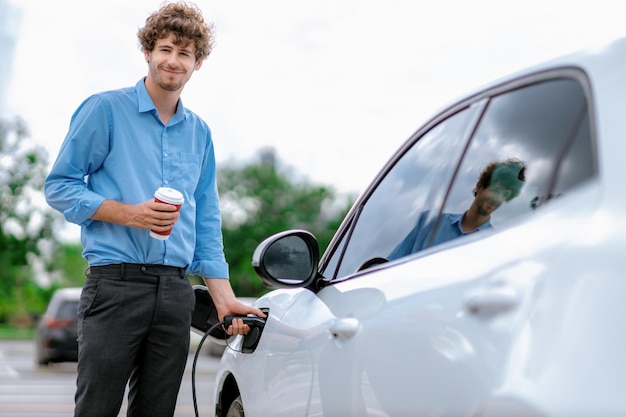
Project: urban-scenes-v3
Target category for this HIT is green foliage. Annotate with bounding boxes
[0,120,54,253]
[0,116,63,324]
[217,148,355,297]
[49,243,88,287]
[0,324,34,340]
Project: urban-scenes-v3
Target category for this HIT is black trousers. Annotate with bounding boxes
[74,263,194,417]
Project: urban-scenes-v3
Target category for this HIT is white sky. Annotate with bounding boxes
[6,0,626,196]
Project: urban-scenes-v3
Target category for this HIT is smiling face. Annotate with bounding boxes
[474,179,522,217]
[144,33,203,92]
[473,184,506,217]
[472,159,526,217]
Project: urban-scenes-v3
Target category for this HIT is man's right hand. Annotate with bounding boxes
[91,199,180,231]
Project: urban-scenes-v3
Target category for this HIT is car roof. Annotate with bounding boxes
[411,36,626,201]
[428,37,626,118]
[44,287,82,315]
[51,287,83,299]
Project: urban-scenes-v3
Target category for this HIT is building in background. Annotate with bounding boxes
[0,0,21,116]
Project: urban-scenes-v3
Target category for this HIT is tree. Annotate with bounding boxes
[217,148,355,297]
[0,116,62,324]
[50,242,89,287]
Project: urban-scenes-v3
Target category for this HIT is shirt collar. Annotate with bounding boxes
[451,212,492,233]
[135,78,186,125]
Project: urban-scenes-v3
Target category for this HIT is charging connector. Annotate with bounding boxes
[223,315,266,329]
[224,315,267,353]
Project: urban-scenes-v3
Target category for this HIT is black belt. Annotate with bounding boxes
[88,263,187,277]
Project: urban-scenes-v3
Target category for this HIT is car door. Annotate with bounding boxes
[299,71,594,416]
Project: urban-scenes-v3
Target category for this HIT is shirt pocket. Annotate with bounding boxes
[180,152,202,191]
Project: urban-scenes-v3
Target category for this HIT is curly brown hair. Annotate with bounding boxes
[137,1,215,62]
[474,157,526,201]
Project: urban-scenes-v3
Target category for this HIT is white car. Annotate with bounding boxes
[213,37,626,417]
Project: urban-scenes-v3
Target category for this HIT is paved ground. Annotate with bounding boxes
[0,337,223,417]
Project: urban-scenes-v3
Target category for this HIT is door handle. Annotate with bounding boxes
[329,317,360,341]
[464,286,520,316]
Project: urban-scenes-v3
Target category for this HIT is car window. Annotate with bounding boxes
[323,73,595,280]
[551,110,595,198]
[56,301,79,319]
[429,76,594,249]
[324,106,479,279]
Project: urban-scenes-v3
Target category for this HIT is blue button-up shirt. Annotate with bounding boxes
[388,212,492,260]
[45,79,229,279]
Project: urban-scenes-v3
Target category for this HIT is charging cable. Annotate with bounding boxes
[191,316,266,417]
[192,321,224,417]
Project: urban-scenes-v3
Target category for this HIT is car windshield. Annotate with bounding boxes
[56,301,79,319]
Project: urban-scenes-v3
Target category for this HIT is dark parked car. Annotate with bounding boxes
[35,287,82,365]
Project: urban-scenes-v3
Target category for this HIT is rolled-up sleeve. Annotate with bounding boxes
[188,132,230,279]
[44,95,110,225]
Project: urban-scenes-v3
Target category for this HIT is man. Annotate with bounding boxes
[388,158,526,259]
[44,3,265,417]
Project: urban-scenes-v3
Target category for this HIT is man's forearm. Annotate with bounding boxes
[91,200,132,225]
[203,277,236,310]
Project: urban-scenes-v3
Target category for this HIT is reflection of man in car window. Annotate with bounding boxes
[389,158,526,260]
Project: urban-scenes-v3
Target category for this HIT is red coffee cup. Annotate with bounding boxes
[150,187,184,240]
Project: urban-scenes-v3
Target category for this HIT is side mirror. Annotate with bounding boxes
[252,229,320,289]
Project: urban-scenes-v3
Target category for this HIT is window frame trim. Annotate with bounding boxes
[317,66,596,286]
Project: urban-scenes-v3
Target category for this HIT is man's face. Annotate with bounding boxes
[474,183,511,216]
[145,33,202,92]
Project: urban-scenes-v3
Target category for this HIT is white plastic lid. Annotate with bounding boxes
[154,187,184,205]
